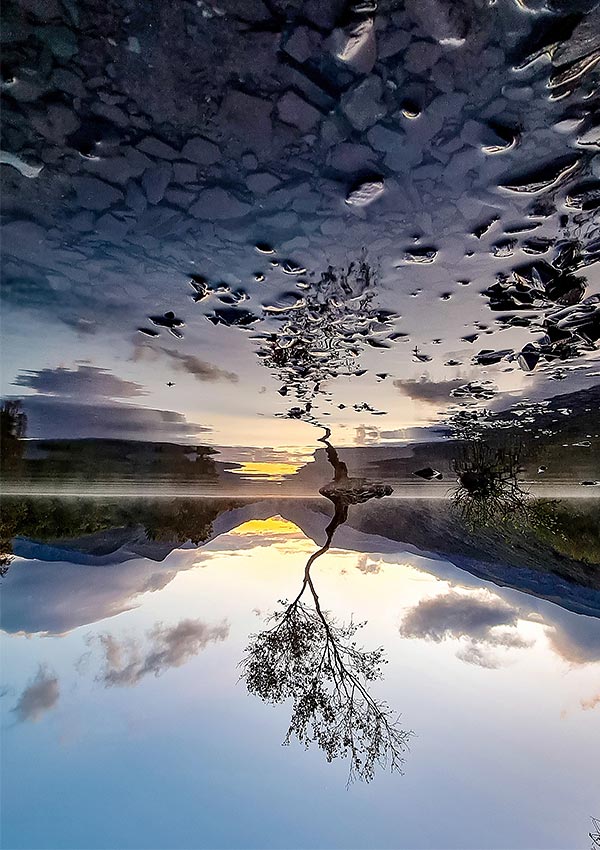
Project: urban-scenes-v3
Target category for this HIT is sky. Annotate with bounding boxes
[2,512,599,850]
[2,0,600,456]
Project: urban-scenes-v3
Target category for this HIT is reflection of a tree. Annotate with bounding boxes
[0,401,28,574]
[0,400,27,478]
[240,435,410,783]
[452,438,530,528]
[255,254,398,421]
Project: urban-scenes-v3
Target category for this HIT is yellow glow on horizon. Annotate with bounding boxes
[232,516,304,536]
[230,461,305,481]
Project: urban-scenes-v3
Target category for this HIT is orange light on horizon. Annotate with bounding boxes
[229,461,305,481]
[231,516,304,537]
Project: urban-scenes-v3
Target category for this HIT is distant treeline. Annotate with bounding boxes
[0,496,243,572]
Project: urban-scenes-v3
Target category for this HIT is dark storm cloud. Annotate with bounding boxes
[399,589,531,668]
[13,364,146,400]
[17,396,211,441]
[91,619,229,687]
[393,377,463,403]
[12,666,59,723]
[159,347,239,384]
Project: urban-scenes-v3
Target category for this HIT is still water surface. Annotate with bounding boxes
[2,0,600,846]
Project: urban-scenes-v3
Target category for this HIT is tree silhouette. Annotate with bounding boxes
[1,399,27,474]
[452,438,530,528]
[240,435,409,783]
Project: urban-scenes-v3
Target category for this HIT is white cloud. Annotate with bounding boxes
[12,666,59,723]
[399,588,532,668]
[91,618,230,687]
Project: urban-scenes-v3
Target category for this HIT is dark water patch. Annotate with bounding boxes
[402,247,438,264]
[504,222,542,234]
[565,180,600,210]
[522,238,552,255]
[472,217,499,239]
[255,242,275,254]
[205,307,259,327]
[491,238,517,258]
[148,311,185,338]
[500,156,582,194]
[472,349,514,367]
[450,381,496,401]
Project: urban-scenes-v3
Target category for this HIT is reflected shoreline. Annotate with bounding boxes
[2,485,599,497]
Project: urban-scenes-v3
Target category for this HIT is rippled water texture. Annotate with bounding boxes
[1,0,600,847]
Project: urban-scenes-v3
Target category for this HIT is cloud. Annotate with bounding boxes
[378,429,407,441]
[9,364,212,441]
[13,364,146,400]
[455,644,504,668]
[159,348,238,383]
[12,666,59,723]
[400,589,524,641]
[581,692,600,711]
[546,624,600,666]
[393,377,463,404]
[355,554,382,575]
[134,342,238,384]
[399,589,531,667]
[92,618,229,687]
[354,425,380,445]
[16,396,211,441]
[59,317,98,336]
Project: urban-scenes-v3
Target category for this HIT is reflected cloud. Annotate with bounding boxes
[393,377,463,404]
[159,347,238,383]
[14,396,211,441]
[12,665,59,723]
[13,364,146,399]
[90,618,229,687]
[354,425,381,446]
[7,362,212,442]
[134,343,239,384]
[399,589,532,668]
